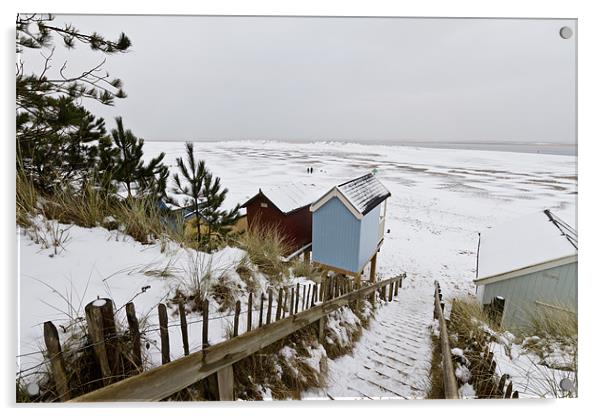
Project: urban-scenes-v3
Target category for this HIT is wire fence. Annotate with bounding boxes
[16,281,323,379]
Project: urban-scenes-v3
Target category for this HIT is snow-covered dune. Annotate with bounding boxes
[17,140,576,396]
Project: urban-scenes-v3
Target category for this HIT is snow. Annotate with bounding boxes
[451,348,464,358]
[324,306,362,348]
[254,182,327,214]
[16,216,264,383]
[336,173,391,215]
[455,364,471,383]
[477,210,577,279]
[489,337,576,398]
[458,383,476,398]
[18,139,577,398]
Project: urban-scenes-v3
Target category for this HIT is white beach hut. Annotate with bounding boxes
[474,209,577,328]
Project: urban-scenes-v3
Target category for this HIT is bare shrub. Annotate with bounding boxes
[233,326,327,400]
[24,218,72,255]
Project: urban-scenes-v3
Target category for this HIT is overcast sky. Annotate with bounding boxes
[20,15,576,144]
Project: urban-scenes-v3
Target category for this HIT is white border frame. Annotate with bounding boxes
[2,1,599,415]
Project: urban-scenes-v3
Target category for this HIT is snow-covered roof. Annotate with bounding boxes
[242,183,325,214]
[338,173,391,215]
[310,173,391,219]
[476,210,577,282]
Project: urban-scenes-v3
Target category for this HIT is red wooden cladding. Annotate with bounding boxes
[244,194,312,255]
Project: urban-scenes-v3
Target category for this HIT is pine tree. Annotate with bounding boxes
[110,117,168,199]
[170,142,209,246]
[18,96,107,192]
[199,174,240,251]
[16,13,131,193]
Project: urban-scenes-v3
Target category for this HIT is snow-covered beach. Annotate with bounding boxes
[17,140,577,397]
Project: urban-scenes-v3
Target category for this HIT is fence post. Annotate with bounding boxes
[433,281,459,399]
[85,300,112,385]
[497,374,508,397]
[283,289,289,317]
[370,253,377,283]
[504,381,513,399]
[258,293,264,327]
[294,283,300,314]
[43,321,70,401]
[303,248,310,265]
[276,288,283,320]
[266,290,273,324]
[98,299,120,373]
[289,286,295,316]
[178,302,189,356]
[247,292,253,332]
[158,303,170,364]
[318,316,325,343]
[216,365,234,401]
[125,302,142,371]
[233,300,241,337]
[202,298,209,349]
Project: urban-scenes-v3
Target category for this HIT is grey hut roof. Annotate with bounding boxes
[338,173,391,215]
[310,173,391,219]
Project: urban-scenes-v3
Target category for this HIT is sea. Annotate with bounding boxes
[149,139,577,156]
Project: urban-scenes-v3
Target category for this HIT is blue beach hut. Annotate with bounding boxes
[310,173,391,280]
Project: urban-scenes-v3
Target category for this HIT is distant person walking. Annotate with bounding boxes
[310,167,314,174]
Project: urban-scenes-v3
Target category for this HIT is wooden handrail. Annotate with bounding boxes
[434,281,459,399]
[70,275,403,402]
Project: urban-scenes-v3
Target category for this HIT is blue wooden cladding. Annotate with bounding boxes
[312,197,362,273]
[310,173,391,275]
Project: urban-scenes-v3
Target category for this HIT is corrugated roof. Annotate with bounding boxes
[337,173,391,215]
[477,209,577,280]
[243,183,326,214]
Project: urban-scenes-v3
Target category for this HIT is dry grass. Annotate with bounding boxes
[521,305,577,378]
[523,304,577,341]
[112,197,169,244]
[172,253,214,313]
[41,183,111,229]
[448,297,500,398]
[237,222,291,281]
[16,174,187,246]
[426,332,445,399]
[235,256,261,293]
[16,171,38,227]
[289,258,321,283]
[448,297,579,398]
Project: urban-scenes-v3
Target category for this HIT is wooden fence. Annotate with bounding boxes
[433,281,459,399]
[436,282,520,399]
[38,273,404,402]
